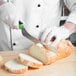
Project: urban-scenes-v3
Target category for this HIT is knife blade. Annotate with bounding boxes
[21,27,40,44]
[19,21,41,44]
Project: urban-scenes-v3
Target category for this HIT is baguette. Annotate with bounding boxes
[4,60,28,74]
[17,53,43,68]
[28,40,74,65]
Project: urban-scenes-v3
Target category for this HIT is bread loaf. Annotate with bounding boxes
[4,60,28,74]
[17,53,43,68]
[28,40,74,65]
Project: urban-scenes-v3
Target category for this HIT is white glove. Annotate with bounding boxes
[0,2,20,29]
[40,26,71,46]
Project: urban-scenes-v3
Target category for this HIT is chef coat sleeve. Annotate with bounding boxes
[64,0,76,25]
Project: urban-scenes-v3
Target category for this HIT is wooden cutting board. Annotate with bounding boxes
[0,48,76,76]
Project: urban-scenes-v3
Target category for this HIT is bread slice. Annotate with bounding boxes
[28,41,74,65]
[17,53,43,68]
[4,60,28,74]
[28,43,58,65]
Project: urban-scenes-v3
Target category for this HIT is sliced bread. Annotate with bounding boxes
[17,53,43,68]
[28,43,58,65]
[4,60,28,74]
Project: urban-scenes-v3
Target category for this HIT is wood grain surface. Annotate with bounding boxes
[0,48,76,76]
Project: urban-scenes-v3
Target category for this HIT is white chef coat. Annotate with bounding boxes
[0,0,76,51]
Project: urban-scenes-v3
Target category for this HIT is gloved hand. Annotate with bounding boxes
[40,26,72,46]
[0,2,20,29]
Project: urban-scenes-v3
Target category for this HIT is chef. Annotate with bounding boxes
[0,0,76,51]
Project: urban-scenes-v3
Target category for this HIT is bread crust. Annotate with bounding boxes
[55,40,74,60]
[17,54,43,68]
[4,65,28,74]
[4,60,28,74]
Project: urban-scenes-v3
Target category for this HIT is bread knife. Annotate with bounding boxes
[22,28,41,44]
[19,21,40,44]
[19,21,58,53]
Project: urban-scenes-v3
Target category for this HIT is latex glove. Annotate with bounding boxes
[0,2,20,29]
[40,26,71,46]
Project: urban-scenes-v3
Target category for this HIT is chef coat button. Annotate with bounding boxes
[37,4,41,7]
[13,43,16,46]
[36,25,39,28]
